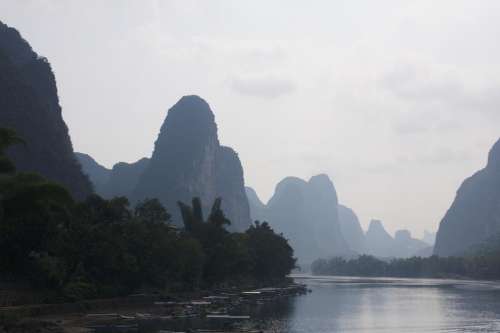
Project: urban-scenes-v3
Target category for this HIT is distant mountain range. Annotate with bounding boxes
[5,19,498,261]
[247,180,430,264]
[75,153,150,199]
[246,175,351,264]
[1,18,251,232]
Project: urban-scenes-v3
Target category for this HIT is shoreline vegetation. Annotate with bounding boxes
[0,128,298,330]
[311,253,500,280]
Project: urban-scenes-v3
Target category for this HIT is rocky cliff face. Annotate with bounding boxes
[0,21,92,199]
[338,204,368,254]
[434,138,500,256]
[249,174,351,264]
[75,152,111,195]
[133,95,251,230]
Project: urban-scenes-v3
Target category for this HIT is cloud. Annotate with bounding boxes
[397,148,473,165]
[230,75,296,99]
[380,63,500,119]
[376,63,500,138]
[379,64,466,105]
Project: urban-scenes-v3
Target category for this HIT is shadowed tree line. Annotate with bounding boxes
[0,128,296,301]
[312,250,500,279]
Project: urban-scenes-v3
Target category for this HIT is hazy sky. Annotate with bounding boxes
[2,1,500,237]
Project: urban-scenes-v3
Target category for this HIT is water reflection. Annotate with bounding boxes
[255,276,500,333]
[96,276,500,332]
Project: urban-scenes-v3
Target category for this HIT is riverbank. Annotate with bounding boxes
[0,283,308,332]
[311,254,500,280]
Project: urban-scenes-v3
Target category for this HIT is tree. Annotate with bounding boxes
[134,198,171,224]
[207,198,231,228]
[246,221,296,280]
[0,128,73,276]
[0,127,25,219]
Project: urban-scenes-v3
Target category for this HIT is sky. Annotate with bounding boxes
[2,0,500,237]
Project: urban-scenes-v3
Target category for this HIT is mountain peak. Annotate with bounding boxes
[134,96,250,230]
[308,173,332,184]
[0,20,37,66]
[274,176,308,194]
[1,21,92,199]
[245,186,264,207]
[175,95,211,111]
[435,137,500,256]
[395,229,412,241]
[368,219,385,232]
[487,138,500,169]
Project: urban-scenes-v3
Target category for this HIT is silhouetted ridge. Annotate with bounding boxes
[365,219,394,257]
[245,187,265,209]
[245,186,266,222]
[487,138,500,169]
[76,152,150,199]
[338,205,367,254]
[106,158,150,198]
[216,146,251,231]
[434,137,500,256]
[0,21,92,199]
[250,174,351,264]
[393,229,428,257]
[75,152,111,194]
[248,181,429,260]
[152,95,218,173]
[267,177,307,209]
[133,95,250,230]
[0,21,36,67]
[422,230,436,246]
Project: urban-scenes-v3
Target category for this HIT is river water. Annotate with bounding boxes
[257,275,500,332]
[98,275,500,332]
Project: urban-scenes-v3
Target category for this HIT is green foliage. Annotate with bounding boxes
[135,198,171,224]
[0,128,296,300]
[63,280,98,301]
[246,221,296,280]
[178,199,296,286]
[28,253,67,289]
[311,253,500,279]
[0,156,16,174]
[0,172,73,273]
[179,198,243,284]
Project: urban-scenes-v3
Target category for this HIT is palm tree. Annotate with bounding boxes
[178,197,231,231]
[178,197,204,232]
[207,198,231,228]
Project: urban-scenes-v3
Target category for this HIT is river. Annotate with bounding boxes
[94,275,500,332]
[259,275,500,332]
